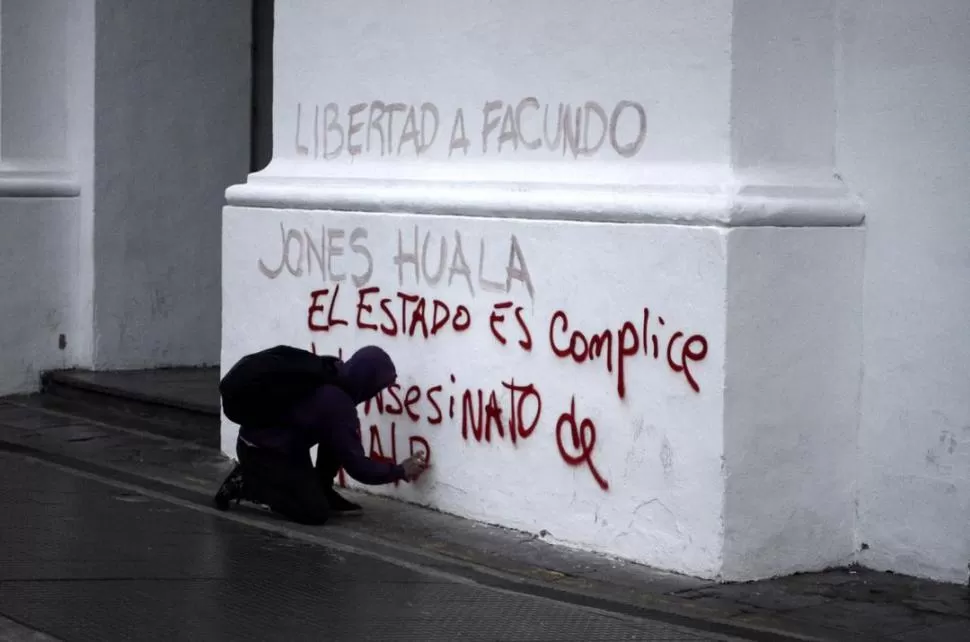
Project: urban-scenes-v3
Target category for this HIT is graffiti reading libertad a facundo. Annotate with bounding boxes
[294,98,648,160]
[257,223,708,491]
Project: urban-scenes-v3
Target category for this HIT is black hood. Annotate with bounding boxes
[338,345,397,404]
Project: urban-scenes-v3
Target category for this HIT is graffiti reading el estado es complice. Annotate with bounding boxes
[257,223,708,491]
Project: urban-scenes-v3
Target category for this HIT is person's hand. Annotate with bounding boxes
[400,452,428,481]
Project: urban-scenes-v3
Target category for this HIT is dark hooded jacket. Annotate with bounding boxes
[238,346,406,485]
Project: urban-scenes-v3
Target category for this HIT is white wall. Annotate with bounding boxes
[66,0,97,372]
[722,227,864,580]
[223,206,866,580]
[222,0,871,581]
[0,0,252,393]
[270,0,733,187]
[91,0,251,369]
[0,0,87,395]
[224,208,730,577]
[0,197,81,394]
[837,0,970,584]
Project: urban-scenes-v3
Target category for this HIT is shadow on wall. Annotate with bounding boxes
[90,0,252,370]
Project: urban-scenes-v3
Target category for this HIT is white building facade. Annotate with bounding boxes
[3,0,969,585]
[0,0,251,390]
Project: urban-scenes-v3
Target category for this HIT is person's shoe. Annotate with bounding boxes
[325,487,362,514]
[214,464,245,511]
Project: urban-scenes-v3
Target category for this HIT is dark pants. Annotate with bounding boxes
[236,437,339,525]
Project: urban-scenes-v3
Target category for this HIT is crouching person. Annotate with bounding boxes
[214,345,428,525]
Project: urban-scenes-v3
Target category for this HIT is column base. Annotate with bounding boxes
[221,177,864,580]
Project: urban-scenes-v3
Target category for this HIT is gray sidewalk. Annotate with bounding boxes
[0,393,968,641]
[0,451,738,641]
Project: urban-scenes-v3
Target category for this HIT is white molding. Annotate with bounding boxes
[0,167,80,198]
[225,175,865,228]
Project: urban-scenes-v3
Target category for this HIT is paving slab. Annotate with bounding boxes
[1,394,969,641]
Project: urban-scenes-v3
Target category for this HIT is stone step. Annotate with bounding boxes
[42,367,220,415]
[37,367,221,448]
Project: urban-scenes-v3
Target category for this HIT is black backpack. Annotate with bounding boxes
[220,345,346,428]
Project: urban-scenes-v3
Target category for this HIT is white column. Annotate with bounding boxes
[222,0,864,580]
[0,0,78,192]
[719,0,863,580]
[0,0,88,395]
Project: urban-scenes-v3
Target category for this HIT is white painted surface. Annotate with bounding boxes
[90,0,251,369]
[0,0,88,395]
[225,174,864,228]
[837,0,970,584]
[0,0,69,163]
[731,0,838,176]
[65,0,97,370]
[264,0,856,229]
[223,208,728,577]
[220,0,869,581]
[721,227,864,580]
[0,0,251,393]
[0,198,80,395]
[274,0,733,185]
[0,165,78,197]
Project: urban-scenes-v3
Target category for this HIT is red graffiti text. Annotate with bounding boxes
[556,396,608,490]
[548,307,708,398]
[489,301,533,352]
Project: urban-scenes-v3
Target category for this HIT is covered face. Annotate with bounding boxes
[338,345,397,404]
